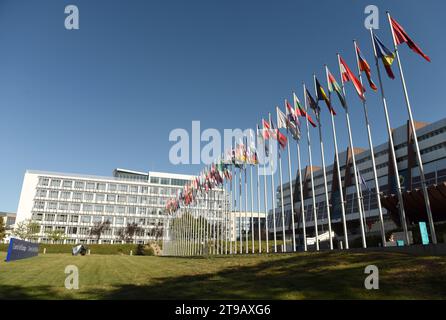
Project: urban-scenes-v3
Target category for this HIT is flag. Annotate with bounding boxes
[305,88,320,118]
[276,106,288,129]
[390,16,430,62]
[373,34,396,79]
[271,119,287,149]
[339,55,366,100]
[262,119,271,139]
[257,124,269,157]
[357,169,369,192]
[316,77,336,115]
[285,99,299,127]
[356,45,378,91]
[327,67,346,109]
[294,92,317,127]
[293,92,303,117]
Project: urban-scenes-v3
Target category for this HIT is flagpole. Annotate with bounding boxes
[269,112,278,253]
[250,163,255,253]
[337,53,367,249]
[324,66,349,249]
[386,12,437,244]
[369,28,410,245]
[239,168,243,253]
[303,83,319,251]
[296,141,307,251]
[352,40,387,247]
[278,139,287,252]
[244,165,249,254]
[286,132,297,252]
[313,74,334,250]
[230,165,234,254]
[257,155,262,253]
[262,137,270,254]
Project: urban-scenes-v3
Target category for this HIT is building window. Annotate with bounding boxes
[130,185,138,193]
[83,204,93,212]
[160,178,170,185]
[39,177,50,186]
[107,194,116,202]
[71,203,81,211]
[44,226,53,233]
[96,193,105,202]
[141,186,148,194]
[115,217,124,225]
[105,205,114,213]
[118,184,128,192]
[108,184,117,192]
[84,193,94,201]
[128,196,137,203]
[32,213,43,221]
[117,195,127,203]
[72,192,83,201]
[63,180,73,188]
[58,203,69,210]
[67,227,78,234]
[86,182,95,190]
[81,216,91,223]
[92,216,102,223]
[34,201,45,210]
[50,179,61,187]
[97,183,106,191]
[70,215,79,223]
[128,206,137,214]
[57,214,67,222]
[45,213,55,222]
[150,177,159,184]
[94,205,104,213]
[60,191,71,200]
[49,191,59,199]
[117,206,126,214]
[74,181,85,189]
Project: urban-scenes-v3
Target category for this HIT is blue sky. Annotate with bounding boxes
[0,0,444,212]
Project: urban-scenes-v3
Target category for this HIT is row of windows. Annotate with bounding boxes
[32,213,163,226]
[33,201,165,215]
[38,177,152,194]
[35,189,179,202]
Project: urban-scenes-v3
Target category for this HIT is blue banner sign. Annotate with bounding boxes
[419,222,430,245]
[5,238,39,262]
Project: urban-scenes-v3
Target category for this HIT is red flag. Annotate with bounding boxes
[356,45,377,91]
[390,16,431,62]
[339,55,366,101]
[262,119,270,140]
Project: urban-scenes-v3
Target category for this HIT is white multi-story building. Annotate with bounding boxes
[16,168,224,244]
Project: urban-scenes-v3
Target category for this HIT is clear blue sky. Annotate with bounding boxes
[0,0,444,212]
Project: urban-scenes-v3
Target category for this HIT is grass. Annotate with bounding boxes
[0,251,445,299]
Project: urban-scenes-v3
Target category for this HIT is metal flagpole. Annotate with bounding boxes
[230,165,234,254]
[262,138,270,253]
[369,28,409,245]
[250,162,255,253]
[387,12,436,244]
[239,168,243,253]
[353,40,387,247]
[286,136,297,252]
[269,112,278,253]
[296,142,307,251]
[278,143,287,252]
[313,74,334,250]
[244,164,249,254]
[324,67,349,249]
[303,83,319,251]
[337,53,367,249]
[257,155,262,253]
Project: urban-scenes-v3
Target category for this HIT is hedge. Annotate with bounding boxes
[0,243,159,255]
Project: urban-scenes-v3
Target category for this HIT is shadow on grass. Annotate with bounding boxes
[2,252,445,300]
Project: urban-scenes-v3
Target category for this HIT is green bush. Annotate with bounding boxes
[135,244,154,256]
[0,243,161,255]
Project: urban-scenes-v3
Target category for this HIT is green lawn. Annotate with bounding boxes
[1,251,445,299]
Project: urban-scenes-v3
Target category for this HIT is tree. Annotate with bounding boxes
[12,219,40,241]
[0,218,6,242]
[117,223,143,243]
[46,229,67,243]
[89,220,111,242]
